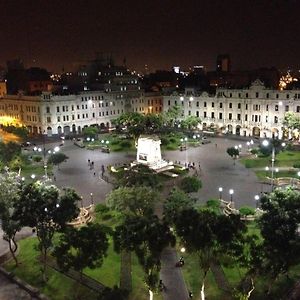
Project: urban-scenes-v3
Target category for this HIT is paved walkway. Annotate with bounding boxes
[0,272,34,300]
[160,247,189,300]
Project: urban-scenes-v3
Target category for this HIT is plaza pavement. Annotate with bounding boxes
[163,137,267,207]
[46,137,265,208]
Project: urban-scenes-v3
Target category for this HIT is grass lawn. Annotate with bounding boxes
[5,237,98,300]
[181,251,226,299]
[240,150,300,169]
[255,170,300,180]
[5,235,163,300]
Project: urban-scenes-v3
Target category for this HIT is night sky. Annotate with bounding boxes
[0,0,299,73]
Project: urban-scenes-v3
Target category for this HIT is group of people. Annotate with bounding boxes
[87,159,106,178]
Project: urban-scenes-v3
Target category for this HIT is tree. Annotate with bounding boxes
[226,147,239,165]
[82,126,99,138]
[163,187,195,223]
[106,186,159,217]
[180,176,202,193]
[0,171,23,265]
[175,209,245,300]
[114,215,175,300]
[112,112,146,142]
[0,141,21,164]
[163,105,182,127]
[54,223,109,281]
[13,183,80,281]
[180,116,201,130]
[47,152,68,169]
[117,164,160,189]
[258,188,300,293]
[283,112,300,131]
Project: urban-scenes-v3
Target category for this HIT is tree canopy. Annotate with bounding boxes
[258,188,300,284]
[106,186,159,217]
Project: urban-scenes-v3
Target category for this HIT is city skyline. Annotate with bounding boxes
[0,0,299,73]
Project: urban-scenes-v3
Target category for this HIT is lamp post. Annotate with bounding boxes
[34,145,60,179]
[254,195,260,208]
[180,137,188,165]
[90,192,94,205]
[229,189,234,203]
[262,140,286,191]
[218,187,223,200]
[265,166,269,177]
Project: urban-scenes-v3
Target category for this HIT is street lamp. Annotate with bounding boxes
[229,189,234,203]
[218,187,223,200]
[275,168,279,178]
[262,140,275,190]
[265,166,269,177]
[254,195,260,208]
[180,137,188,165]
[90,192,94,205]
[31,174,36,180]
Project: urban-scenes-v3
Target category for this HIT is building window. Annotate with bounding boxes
[287,94,289,99]
[188,111,191,116]
[219,112,222,119]
[211,112,214,119]
[245,114,248,121]
[245,104,248,110]
[265,116,268,123]
[256,92,259,98]
[237,114,241,121]
[237,103,241,109]
[77,114,80,119]
[57,116,60,122]
[46,107,50,113]
[285,105,289,112]
[266,104,269,111]
[204,111,207,118]
[204,102,207,108]
[219,103,223,108]
[229,113,232,120]
[229,93,232,98]
[168,100,170,106]
[47,117,51,123]
[238,93,241,98]
[274,116,278,123]
[212,102,214,108]
[275,105,279,111]
[57,106,60,113]
[229,103,232,109]
[62,106,65,112]
[266,93,269,99]
[196,111,199,117]
[276,94,279,99]
[196,101,199,107]
[297,106,300,112]
[246,93,248,98]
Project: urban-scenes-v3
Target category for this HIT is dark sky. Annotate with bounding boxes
[0,0,299,73]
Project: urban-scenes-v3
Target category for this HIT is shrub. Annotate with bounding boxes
[169,137,177,143]
[250,148,259,155]
[95,203,110,214]
[293,162,300,169]
[180,176,202,193]
[33,155,42,162]
[160,137,169,145]
[239,206,255,216]
[120,140,131,148]
[206,199,220,209]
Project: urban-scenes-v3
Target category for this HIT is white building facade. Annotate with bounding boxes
[0,90,162,136]
[163,80,300,139]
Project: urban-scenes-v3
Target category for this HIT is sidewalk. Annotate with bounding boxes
[160,247,189,300]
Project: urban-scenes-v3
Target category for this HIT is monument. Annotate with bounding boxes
[133,135,174,172]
